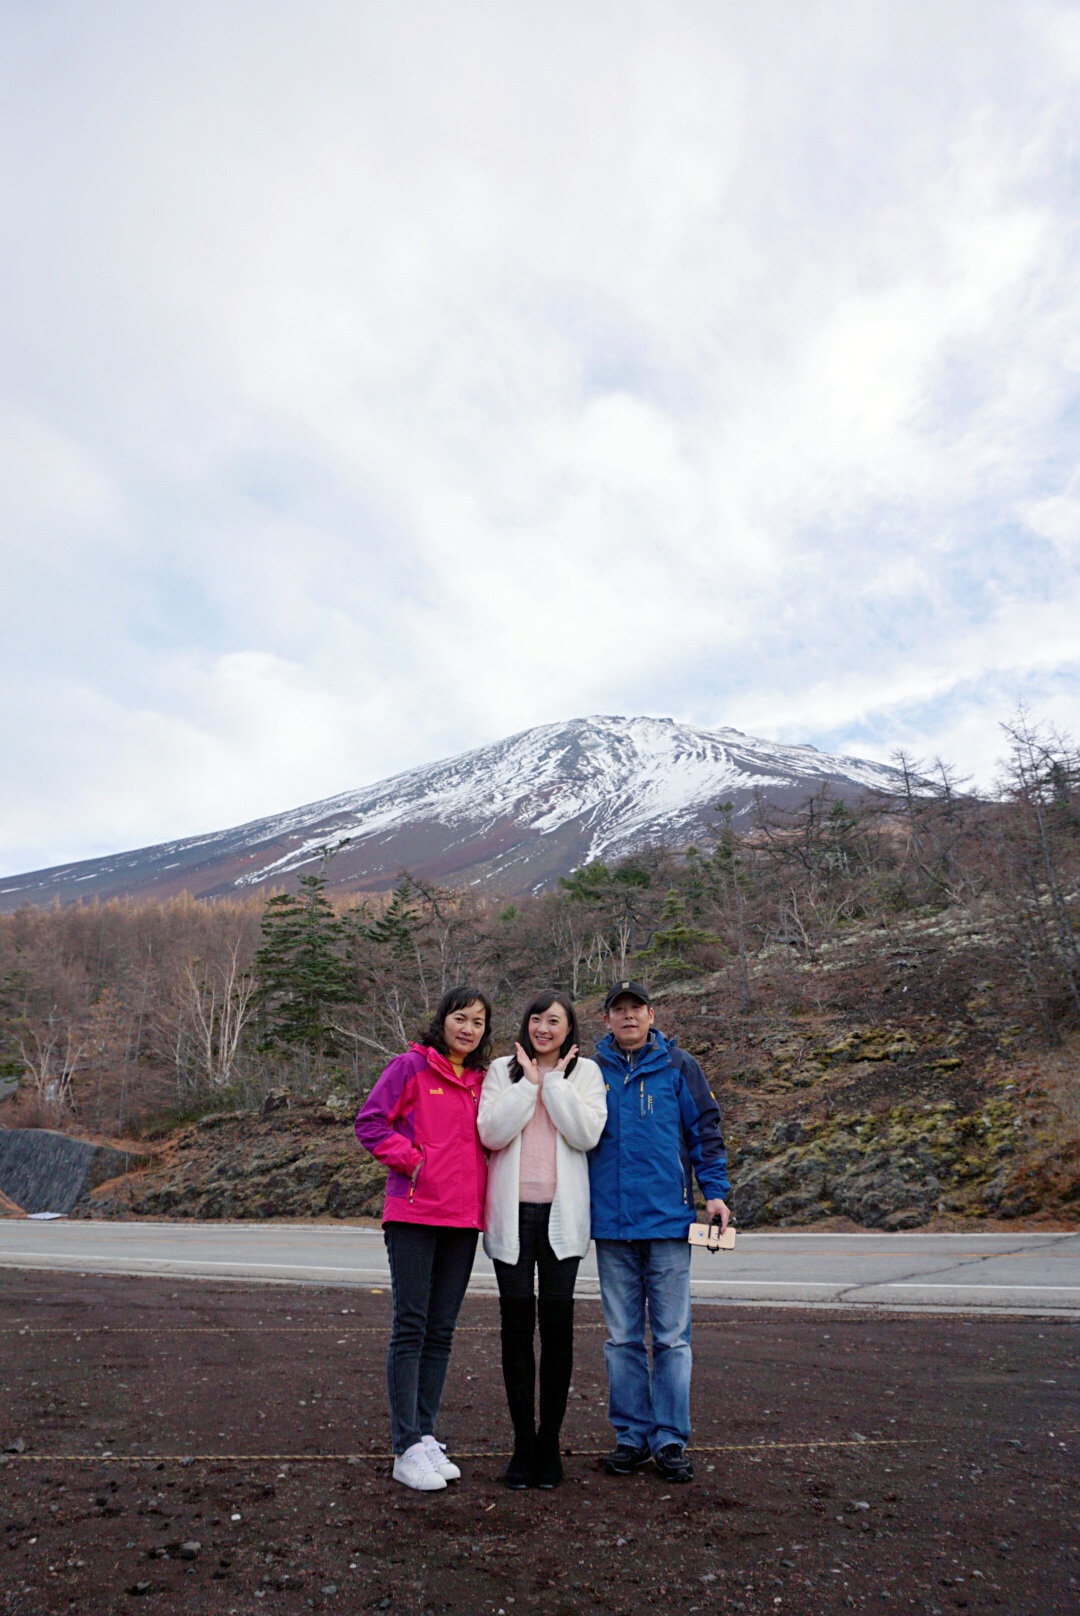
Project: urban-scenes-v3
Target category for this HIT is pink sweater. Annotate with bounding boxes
[518,1078,558,1202]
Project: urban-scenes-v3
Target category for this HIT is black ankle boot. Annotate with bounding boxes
[535,1298,574,1489]
[504,1433,535,1490]
[499,1295,537,1489]
[533,1427,563,1489]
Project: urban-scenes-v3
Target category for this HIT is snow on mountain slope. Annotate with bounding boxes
[237,716,901,875]
[0,716,909,908]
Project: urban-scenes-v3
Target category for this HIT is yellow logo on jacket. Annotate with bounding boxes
[429,1087,444,1095]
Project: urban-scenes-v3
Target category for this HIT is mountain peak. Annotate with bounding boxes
[0,715,905,909]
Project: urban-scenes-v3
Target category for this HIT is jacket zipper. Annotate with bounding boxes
[406,1075,480,1205]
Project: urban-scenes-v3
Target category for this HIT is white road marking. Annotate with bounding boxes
[3,1226,1078,1313]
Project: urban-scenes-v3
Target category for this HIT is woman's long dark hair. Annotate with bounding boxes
[509,989,579,1081]
[419,985,493,1071]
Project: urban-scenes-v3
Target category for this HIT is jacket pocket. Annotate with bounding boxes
[386,1166,410,1199]
[674,1145,689,1205]
[669,1144,688,1208]
[411,1131,459,1212]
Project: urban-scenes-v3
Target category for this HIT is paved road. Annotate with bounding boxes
[2,1221,1079,1313]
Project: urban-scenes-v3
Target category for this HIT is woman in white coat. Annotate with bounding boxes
[478,990,607,1489]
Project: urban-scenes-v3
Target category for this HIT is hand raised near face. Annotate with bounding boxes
[515,1041,579,1082]
[514,1042,542,1084]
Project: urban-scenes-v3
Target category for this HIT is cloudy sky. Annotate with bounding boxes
[2,1,1078,874]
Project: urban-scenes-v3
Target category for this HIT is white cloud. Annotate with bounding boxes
[0,0,1077,870]
[1024,491,1080,558]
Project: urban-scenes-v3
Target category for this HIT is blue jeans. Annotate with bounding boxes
[594,1238,692,1453]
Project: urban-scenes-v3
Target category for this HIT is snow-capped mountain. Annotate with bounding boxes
[0,716,909,908]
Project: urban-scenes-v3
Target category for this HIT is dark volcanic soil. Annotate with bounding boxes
[0,1272,1077,1616]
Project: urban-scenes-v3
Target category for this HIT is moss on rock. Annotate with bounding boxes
[730,1093,1026,1228]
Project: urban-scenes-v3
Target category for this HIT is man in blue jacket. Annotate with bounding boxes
[590,980,730,1483]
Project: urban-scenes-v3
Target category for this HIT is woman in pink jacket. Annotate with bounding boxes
[355,986,492,1492]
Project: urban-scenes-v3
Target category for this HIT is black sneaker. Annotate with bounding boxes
[653,1443,694,1483]
[603,1443,651,1476]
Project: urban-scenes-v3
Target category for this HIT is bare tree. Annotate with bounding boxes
[183,942,257,1091]
[994,711,1080,1030]
[19,1015,84,1119]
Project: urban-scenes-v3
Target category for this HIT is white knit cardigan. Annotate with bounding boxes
[478,1053,608,1265]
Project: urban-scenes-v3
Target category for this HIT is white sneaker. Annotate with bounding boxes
[421,1434,461,1481]
[392,1441,447,1491]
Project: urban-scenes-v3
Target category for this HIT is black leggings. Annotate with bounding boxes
[492,1202,580,1301]
[383,1222,478,1454]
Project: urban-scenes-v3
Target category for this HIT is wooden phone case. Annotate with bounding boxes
[688,1222,736,1251]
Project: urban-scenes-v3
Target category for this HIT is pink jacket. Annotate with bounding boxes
[355,1044,487,1228]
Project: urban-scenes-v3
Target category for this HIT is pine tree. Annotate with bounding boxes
[363,876,421,957]
[253,864,353,1055]
[636,889,718,981]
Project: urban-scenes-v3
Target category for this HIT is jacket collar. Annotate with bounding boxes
[411,1043,482,1088]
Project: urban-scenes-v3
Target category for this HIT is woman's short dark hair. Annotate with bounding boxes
[509,989,579,1081]
[420,986,493,1070]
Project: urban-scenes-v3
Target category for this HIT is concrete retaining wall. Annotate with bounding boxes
[0,1129,146,1216]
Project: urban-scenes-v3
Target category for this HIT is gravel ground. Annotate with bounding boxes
[1,1270,1077,1615]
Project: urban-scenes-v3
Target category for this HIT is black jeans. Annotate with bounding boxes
[493,1202,580,1302]
[383,1222,478,1454]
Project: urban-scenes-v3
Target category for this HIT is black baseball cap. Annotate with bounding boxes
[603,980,651,1012]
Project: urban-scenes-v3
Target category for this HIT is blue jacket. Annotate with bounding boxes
[589,1029,730,1241]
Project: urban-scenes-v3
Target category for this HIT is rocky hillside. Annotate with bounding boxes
[79,1099,387,1222]
[654,909,1080,1229]
[77,905,1080,1229]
